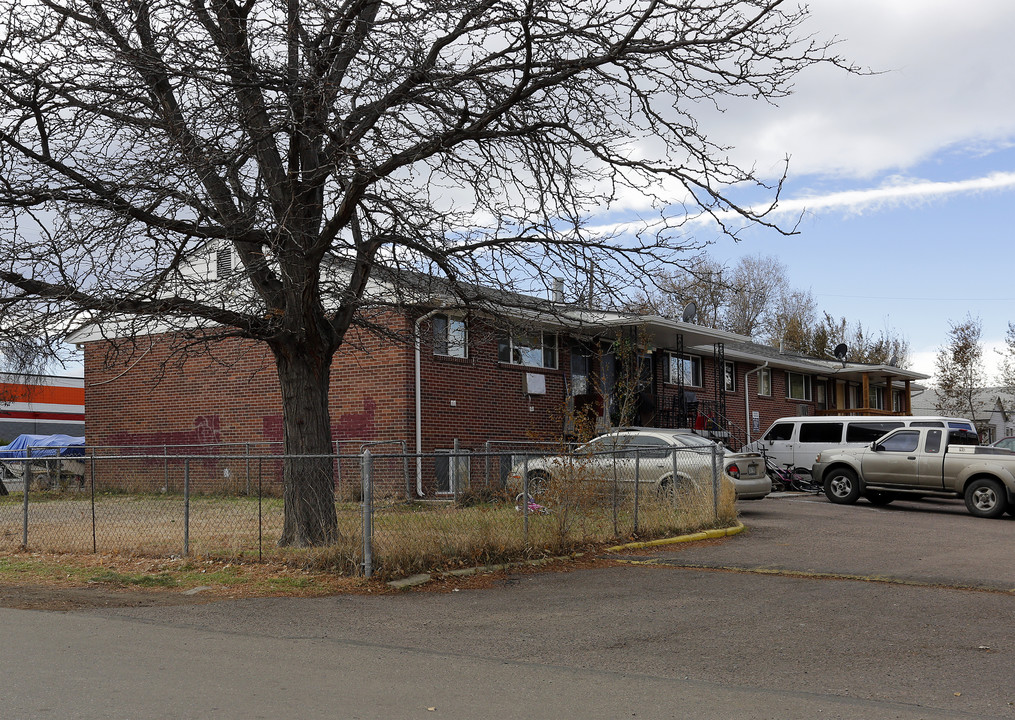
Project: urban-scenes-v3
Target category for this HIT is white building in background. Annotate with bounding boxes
[910,386,1015,444]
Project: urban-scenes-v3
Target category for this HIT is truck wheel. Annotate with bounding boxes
[964,478,1007,518]
[864,490,895,506]
[824,467,861,504]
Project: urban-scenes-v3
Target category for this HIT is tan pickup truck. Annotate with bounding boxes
[812,427,1015,518]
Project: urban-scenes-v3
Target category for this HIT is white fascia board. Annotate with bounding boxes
[691,345,828,373]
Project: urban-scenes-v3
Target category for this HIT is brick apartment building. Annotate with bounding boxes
[71,299,927,495]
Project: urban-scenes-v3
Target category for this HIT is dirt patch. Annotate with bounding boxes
[0,584,212,611]
[0,546,636,611]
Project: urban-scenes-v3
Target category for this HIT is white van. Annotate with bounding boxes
[745,416,976,472]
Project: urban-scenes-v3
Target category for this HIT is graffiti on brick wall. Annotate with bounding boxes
[262,398,378,444]
[106,415,222,449]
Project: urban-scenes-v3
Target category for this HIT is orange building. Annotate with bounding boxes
[0,374,85,442]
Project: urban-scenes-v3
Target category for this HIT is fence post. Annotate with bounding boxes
[90,455,97,553]
[245,442,251,496]
[335,440,342,497]
[711,443,720,520]
[402,441,411,500]
[258,457,263,563]
[634,450,640,535]
[183,459,190,556]
[452,438,460,501]
[361,449,373,578]
[163,444,169,493]
[522,456,529,542]
[612,450,619,536]
[22,452,30,548]
[481,441,486,489]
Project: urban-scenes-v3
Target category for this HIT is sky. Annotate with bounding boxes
[656,0,1015,384]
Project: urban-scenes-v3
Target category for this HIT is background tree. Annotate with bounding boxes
[632,251,911,367]
[766,287,817,351]
[724,254,788,337]
[807,313,910,366]
[0,0,850,546]
[997,321,1015,397]
[934,315,986,424]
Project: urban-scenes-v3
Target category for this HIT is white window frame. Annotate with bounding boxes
[499,332,558,369]
[433,314,468,359]
[757,367,771,397]
[868,386,885,410]
[724,361,736,392]
[664,353,702,387]
[786,372,812,401]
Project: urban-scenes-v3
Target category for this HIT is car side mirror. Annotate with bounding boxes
[871,442,881,451]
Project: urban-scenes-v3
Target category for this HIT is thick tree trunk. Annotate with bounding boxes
[273,342,339,547]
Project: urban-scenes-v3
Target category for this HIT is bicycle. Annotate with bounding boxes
[514,492,550,514]
[759,448,821,494]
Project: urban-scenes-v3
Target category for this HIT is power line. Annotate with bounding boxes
[815,293,1015,302]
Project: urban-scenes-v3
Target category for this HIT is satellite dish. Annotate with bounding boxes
[681,301,698,324]
[888,354,899,368]
[833,343,848,362]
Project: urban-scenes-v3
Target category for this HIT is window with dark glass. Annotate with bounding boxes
[845,422,903,443]
[570,351,590,395]
[799,422,843,443]
[786,372,812,401]
[764,423,794,442]
[879,431,919,453]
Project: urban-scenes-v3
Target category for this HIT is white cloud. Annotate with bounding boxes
[766,172,1015,219]
[908,339,1007,387]
[725,0,1015,179]
[588,170,1015,238]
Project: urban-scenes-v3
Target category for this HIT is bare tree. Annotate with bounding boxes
[0,0,850,545]
[723,254,788,336]
[628,256,730,326]
[934,315,986,424]
[808,313,910,366]
[767,287,817,351]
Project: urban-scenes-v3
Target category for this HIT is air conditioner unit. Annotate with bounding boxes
[523,373,546,395]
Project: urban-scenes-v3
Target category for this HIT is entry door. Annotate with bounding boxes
[916,430,945,489]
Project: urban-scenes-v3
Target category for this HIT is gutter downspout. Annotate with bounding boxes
[744,362,769,446]
[414,309,443,497]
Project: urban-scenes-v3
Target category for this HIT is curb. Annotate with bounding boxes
[387,552,584,589]
[603,522,745,553]
[386,524,745,589]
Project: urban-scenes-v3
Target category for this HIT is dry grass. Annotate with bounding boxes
[0,477,737,579]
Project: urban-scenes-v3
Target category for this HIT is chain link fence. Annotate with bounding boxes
[0,443,736,578]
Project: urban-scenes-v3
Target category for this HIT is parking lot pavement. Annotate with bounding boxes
[3,493,1015,719]
[650,492,1015,591]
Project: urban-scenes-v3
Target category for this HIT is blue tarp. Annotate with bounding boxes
[0,434,85,459]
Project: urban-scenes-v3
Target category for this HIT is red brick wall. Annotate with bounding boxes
[83,318,415,451]
[83,315,821,461]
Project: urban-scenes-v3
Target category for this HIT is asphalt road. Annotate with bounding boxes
[2,493,1014,719]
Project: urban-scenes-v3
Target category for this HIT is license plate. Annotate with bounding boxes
[748,463,758,475]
